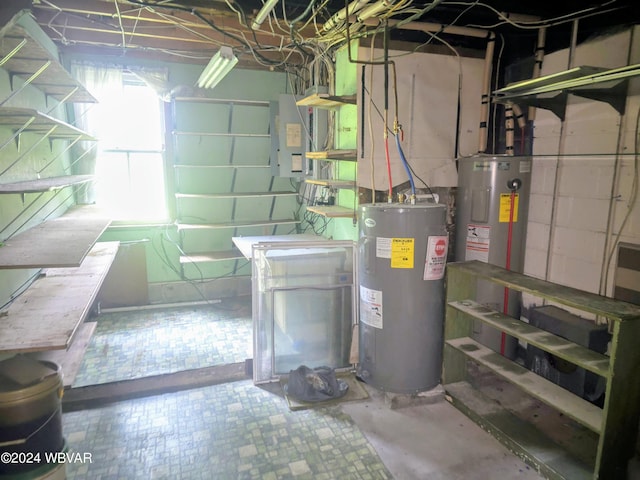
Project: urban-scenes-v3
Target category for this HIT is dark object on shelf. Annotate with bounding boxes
[526,305,610,406]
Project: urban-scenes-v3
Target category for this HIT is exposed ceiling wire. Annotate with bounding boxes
[32,0,636,78]
[449,0,624,29]
[114,0,127,51]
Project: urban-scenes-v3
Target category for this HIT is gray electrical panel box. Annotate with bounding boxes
[270,87,328,178]
[270,94,306,178]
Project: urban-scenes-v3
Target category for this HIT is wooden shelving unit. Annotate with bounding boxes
[0,10,113,377]
[0,174,94,193]
[305,149,357,161]
[0,241,119,354]
[0,106,96,140]
[0,13,97,104]
[305,205,354,218]
[296,93,356,108]
[304,178,356,189]
[172,96,299,276]
[298,86,358,224]
[444,260,640,480]
[0,205,111,269]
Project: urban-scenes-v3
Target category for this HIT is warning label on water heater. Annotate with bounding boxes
[424,236,448,280]
[360,285,383,329]
[465,224,490,262]
[499,193,519,222]
[391,238,414,269]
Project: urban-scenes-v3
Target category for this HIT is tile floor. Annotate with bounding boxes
[74,299,252,386]
[63,380,392,480]
[60,295,542,480]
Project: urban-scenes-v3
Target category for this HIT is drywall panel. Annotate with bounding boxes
[356,46,484,189]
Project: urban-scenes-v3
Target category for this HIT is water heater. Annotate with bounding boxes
[455,154,531,356]
[358,203,448,393]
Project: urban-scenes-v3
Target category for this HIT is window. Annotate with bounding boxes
[73,64,168,222]
[95,80,167,221]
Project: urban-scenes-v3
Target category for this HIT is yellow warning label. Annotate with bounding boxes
[499,193,519,223]
[391,238,414,268]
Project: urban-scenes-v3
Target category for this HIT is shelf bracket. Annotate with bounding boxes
[0,38,27,68]
[45,86,80,115]
[3,61,52,108]
[494,92,567,121]
[569,80,628,116]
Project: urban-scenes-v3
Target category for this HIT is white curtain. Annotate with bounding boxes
[130,67,173,101]
[70,63,123,204]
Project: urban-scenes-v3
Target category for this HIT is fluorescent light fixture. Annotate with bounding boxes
[251,0,279,30]
[196,46,238,89]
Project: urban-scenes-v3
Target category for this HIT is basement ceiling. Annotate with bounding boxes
[25,0,640,69]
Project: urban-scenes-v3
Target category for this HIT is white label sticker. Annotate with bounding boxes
[465,224,490,262]
[424,235,448,280]
[520,160,532,173]
[376,237,392,259]
[285,123,302,147]
[360,285,383,329]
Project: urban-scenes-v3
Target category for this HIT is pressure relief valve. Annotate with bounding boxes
[507,178,522,192]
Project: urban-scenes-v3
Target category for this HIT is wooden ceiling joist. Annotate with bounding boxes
[31,0,316,67]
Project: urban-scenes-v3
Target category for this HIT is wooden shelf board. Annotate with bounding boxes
[445,381,593,480]
[296,93,356,108]
[448,261,640,322]
[179,250,245,264]
[448,300,610,378]
[0,205,111,269]
[0,107,95,140]
[306,205,354,218]
[0,174,94,194]
[177,219,300,230]
[446,337,603,434]
[0,241,118,354]
[304,179,356,188]
[1,22,96,103]
[28,321,97,387]
[176,191,296,199]
[306,149,357,160]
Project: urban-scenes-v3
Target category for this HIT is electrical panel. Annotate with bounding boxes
[270,94,307,178]
[269,87,328,178]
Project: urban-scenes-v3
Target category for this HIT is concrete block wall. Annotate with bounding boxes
[523,26,640,305]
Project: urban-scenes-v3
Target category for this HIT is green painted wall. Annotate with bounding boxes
[0,21,354,307]
[63,53,293,289]
[327,41,359,242]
